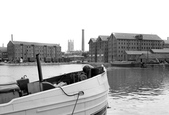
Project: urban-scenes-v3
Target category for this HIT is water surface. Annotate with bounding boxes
[107,66,169,115]
[0,64,84,82]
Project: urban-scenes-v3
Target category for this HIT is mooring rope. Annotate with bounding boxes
[58,86,84,115]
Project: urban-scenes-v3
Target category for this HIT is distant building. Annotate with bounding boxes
[96,36,109,62]
[88,38,97,62]
[68,40,74,52]
[63,50,85,62]
[108,33,164,61]
[163,37,169,48]
[124,51,151,61]
[0,47,7,62]
[88,36,109,63]
[89,32,164,62]
[7,41,62,62]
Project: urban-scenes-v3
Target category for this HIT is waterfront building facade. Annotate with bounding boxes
[88,38,97,62]
[89,32,164,62]
[108,33,164,62]
[0,47,7,62]
[7,41,62,62]
[96,36,109,62]
[88,36,109,63]
[124,51,151,61]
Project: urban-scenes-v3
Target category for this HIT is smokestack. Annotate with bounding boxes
[11,34,13,41]
[82,29,84,52]
[2,43,4,47]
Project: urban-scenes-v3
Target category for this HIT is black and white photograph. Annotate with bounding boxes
[0,0,169,115]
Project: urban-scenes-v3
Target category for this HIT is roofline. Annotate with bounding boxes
[111,32,163,41]
[10,40,60,46]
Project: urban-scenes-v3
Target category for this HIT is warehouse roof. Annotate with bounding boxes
[151,48,169,54]
[88,38,96,44]
[125,51,151,55]
[139,53,169,59]
[98,35,109,41]
[112,32,162,41]
[10,41,60,47]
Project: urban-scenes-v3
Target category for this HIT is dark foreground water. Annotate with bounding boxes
[1,64,169,115]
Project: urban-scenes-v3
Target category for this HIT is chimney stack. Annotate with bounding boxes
[11,34,13,41]
[82,29,84,52]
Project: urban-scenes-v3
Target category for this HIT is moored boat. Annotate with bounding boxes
[0,54,109,115]
[111,61,141,67]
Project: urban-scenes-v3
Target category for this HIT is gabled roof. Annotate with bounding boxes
[90,38,96,42]
[112,32,162,41]
[98,35,109,41]
[10,41,60,47]
[88,38,96,44]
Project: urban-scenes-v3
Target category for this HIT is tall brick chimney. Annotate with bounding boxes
[11,34,13,41]
[82,29,84,52]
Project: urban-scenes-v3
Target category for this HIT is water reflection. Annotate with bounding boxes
[107,66,169,100]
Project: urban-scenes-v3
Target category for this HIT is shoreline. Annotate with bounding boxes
[0,62,111,68]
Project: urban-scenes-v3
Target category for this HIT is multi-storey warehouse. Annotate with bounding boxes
[89,33,164,62]
[108,33,164,62]
[88,36,109,63]
[88,38,97,62]
[7,41,62,62]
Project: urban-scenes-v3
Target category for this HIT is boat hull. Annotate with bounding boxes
[0,68,109,115]
[111,61,141,67]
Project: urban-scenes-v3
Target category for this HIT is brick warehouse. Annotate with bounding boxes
[7,41,62,62]
[89,33,164,63]
[88,36,109,63]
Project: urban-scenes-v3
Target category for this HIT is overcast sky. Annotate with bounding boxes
[0,0,169,51]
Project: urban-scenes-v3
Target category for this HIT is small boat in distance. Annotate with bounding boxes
[0,54,109,115]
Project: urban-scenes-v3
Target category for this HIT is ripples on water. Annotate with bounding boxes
[107,66,169,115]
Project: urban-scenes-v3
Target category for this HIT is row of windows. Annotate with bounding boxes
[118,39,161,43]
[118,42,162,46]
[91,44,162,51]
[118,55,123,57]
[15,53,57,57]
[14,49,56,54]
[119,46,161,49]
[15,47,59,51]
